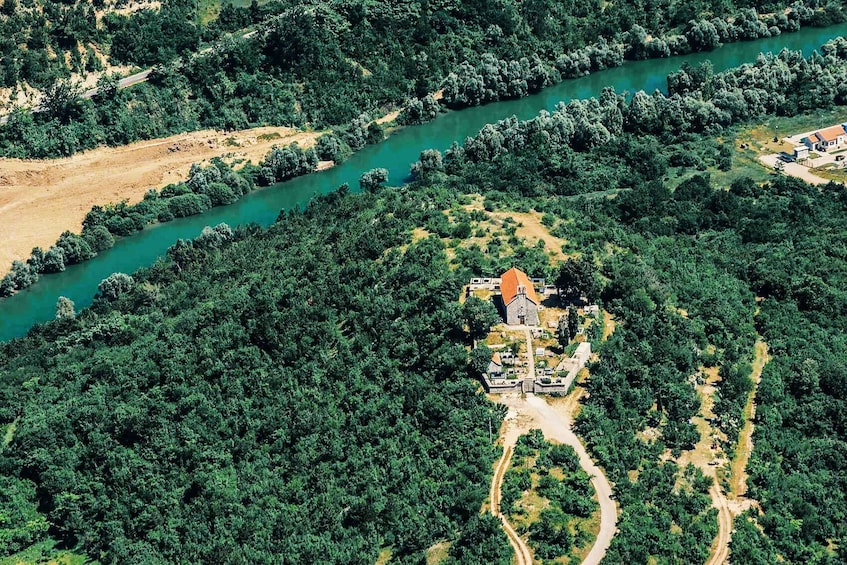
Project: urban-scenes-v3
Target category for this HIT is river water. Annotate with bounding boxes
[2,24,847,341]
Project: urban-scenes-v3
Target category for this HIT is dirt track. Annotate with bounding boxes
[0,126,322,275]
[490,444,534,565]
[731,340,770,497]
[706,484,734,565]
[699,339,769,565]
[493,393,618,565]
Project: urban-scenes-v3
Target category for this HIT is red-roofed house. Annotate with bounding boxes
[500,267,540,325]
[804,125,847,151]
[488,352,503,377]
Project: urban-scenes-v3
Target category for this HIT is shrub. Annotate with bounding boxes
[167,193,211,218]
[83,225,115,253]
[360,168,388,192]
[106,215,141,237]
[0,274,14,296]
[315,133,351,163]
[41,247,66,274]
[56,231,95,264]
[204,182,238,207]
[98,272,134,301]
[160,183,192,198]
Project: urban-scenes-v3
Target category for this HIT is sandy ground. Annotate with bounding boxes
[759,154,830,185]
[0,126,323,274]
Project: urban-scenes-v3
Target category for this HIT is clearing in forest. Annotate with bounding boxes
[675,339,770,565]
[440,195,573,266]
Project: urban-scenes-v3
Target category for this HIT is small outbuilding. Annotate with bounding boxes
[573,342,592,366]
[488,353,503,377]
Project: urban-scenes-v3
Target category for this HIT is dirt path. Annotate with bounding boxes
[493,393,617,565]
[706,484,734,565]
[490,444,534,565]
[699,339,769,565]
[758,154,831,185]
[524,328,536,380]
[730,340,770,498]
[0,126,323,275]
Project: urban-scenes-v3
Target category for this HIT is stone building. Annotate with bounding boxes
[487,352,503,377]
[501,267,539,326]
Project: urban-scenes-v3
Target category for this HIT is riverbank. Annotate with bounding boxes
[2,21,846,342]
[0,126,323,276]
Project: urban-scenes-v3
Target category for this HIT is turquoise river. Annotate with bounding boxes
[2,23,847,341]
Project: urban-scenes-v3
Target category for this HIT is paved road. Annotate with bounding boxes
[490,444,534,565]
[0,30,258,126]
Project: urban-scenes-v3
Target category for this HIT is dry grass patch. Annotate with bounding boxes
[411,227,433,243]
[676,366,725,479]
[425,541,451,564]
[490,211,569,261]
[375,548,392,565]
[601,310,616,341]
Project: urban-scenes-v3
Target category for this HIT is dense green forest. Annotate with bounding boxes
[4,90,847,561]
[0,185,517,563]
[3,11,847,565]
[1,0,840,158]
[404,61,847,559]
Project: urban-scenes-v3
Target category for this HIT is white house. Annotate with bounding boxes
[804,124,847,151]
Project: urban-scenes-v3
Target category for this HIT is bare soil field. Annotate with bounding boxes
[0,126,323,275]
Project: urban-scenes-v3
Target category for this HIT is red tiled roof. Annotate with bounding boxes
[501,267,539,305]
[816,125,846,142]
[491,352,502,366]
[808,133,821,144]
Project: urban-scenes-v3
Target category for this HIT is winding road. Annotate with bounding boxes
[493,393,618,565]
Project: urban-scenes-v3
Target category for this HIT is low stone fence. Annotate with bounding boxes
[482,377,524,394]
[482,376,572,394]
